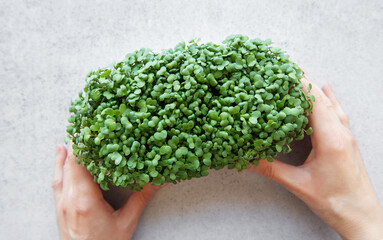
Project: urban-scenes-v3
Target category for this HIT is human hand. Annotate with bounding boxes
[249,77,383,240]
[53,144,163,240]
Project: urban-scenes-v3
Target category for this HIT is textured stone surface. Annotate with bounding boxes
[0,0,382,239]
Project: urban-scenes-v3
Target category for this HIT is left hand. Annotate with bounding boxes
[53,144,163,240]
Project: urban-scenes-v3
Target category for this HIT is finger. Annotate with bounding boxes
[249,159,305,191]
[116,183,161,228]
[53,145,67,202]
[321,83,349,127]
[301,76,334,114]
[300,76,341,146]
[152,182,169,189]
[63,142,103,199]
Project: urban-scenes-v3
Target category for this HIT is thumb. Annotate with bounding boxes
[249,159,303,191]
[116,183,164,227]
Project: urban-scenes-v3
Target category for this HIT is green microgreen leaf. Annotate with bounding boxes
[66,34,314,191]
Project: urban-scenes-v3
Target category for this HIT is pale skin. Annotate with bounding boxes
[54,77,383,240]
[249,77,383,239]
[53,144,164,240]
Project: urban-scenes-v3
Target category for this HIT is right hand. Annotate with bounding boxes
[249,77,383,240]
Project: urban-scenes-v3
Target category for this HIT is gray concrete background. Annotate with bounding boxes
[1,0,382,239]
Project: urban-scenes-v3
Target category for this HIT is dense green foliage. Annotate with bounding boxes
[66,35,314,191]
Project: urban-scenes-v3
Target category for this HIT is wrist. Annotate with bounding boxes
[335,204,383,240]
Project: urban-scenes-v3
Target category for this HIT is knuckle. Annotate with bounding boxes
[57,199,67,215]
[327,102,336,111]
[326,132,347,153]
[138,192,152,205]
[326,128,355,153]
[52,179,62,189]
[262,164,275,180]
[70,194,92,215]
[328,141,346,153]
[314,91,332,107]
[340,113,349,125]
[312,91,325,102]
[67,226,84,239]
[343,128,356,145]
[72,201,91,215]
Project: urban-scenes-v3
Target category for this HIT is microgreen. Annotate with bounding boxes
[66,34,314,191]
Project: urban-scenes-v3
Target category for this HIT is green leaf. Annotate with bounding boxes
[137,80,145,88]
[187,155,199,169]
[249,116,258,125]
[308,83,312,92]
[113,74,123,82]
[119,104,127,114]
[140,173,150,183]
[121,117,133,130]
[102,108,115,116]
[154,130,167,141]
[175,147,188,159]
[109,152,122,165]
[159,145,172,155]
[105,119,116,131]
[276,145,282,152]
[202,152,212,166]
[100,70,111,77]
[170,173,176,180]
[103,91,114,99]
[98,172,105,181]
[149,170,159,177]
